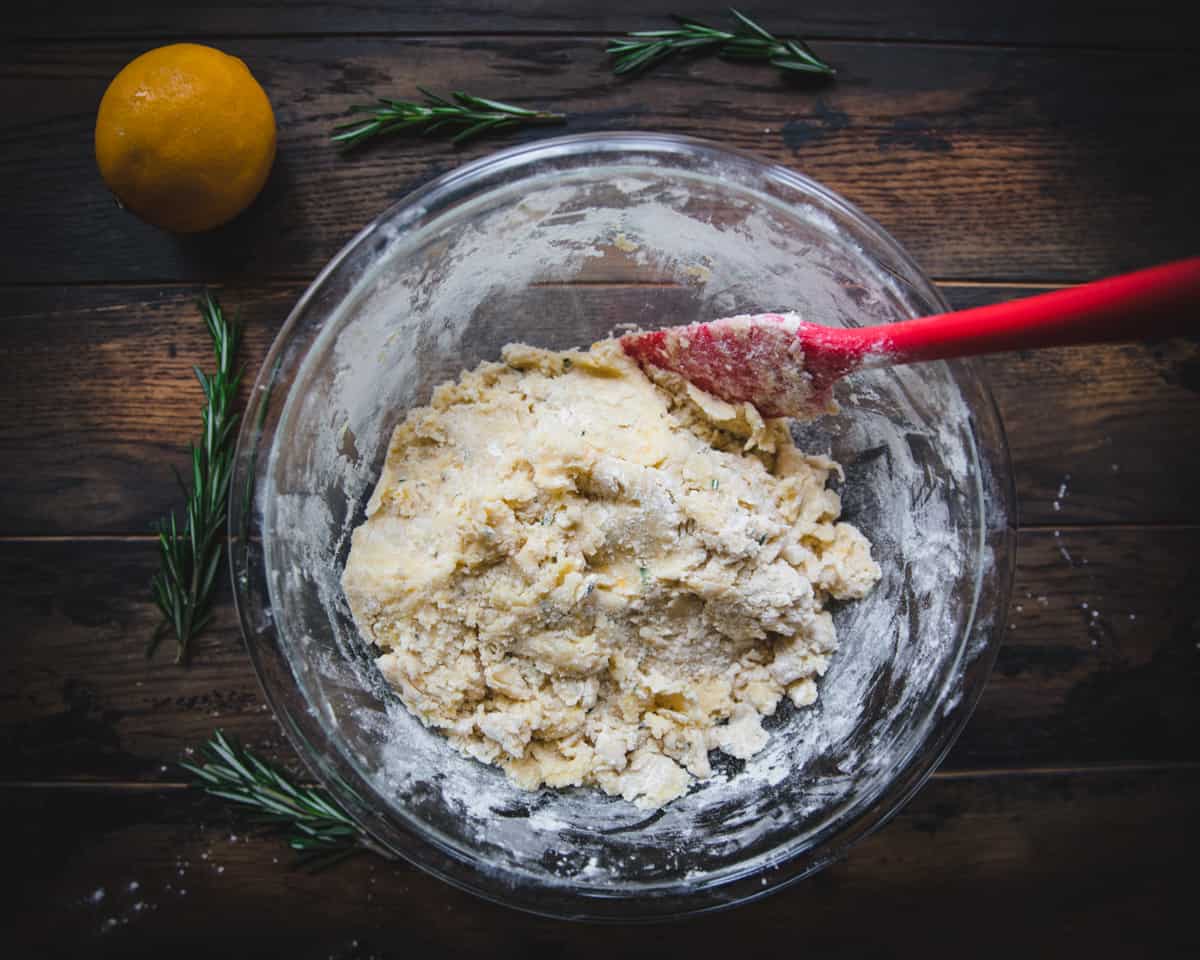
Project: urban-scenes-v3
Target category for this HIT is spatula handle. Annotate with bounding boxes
[874,257,1200,366]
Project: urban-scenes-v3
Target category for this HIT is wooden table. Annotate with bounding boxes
[4,3,1199,954]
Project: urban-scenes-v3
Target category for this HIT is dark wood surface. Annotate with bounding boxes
[5,37,1199,284]
[7,768,1199,955]
[5,1,1198,47]
[3,3,1198,955]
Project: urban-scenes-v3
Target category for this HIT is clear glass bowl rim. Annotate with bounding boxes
[229,131,1016,921]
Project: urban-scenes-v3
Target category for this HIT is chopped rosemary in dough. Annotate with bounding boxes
[342,339,880,809]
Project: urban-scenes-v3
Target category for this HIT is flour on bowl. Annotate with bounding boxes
[258,152,1008,899]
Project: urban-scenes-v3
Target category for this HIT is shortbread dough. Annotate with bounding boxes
[342,340,880,809]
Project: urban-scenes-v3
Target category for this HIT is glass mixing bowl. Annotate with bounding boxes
[230,133,1014,920]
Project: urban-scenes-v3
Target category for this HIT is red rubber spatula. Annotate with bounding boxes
[620,257,1200,419]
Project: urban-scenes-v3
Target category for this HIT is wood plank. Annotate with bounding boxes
[4,529,1197,783]
[4,1,1195,49]
[958,286,1200,527]
[954,526,1200,770]
[0,284,296,538]
[0,536,299,782]
[3,37,1198,285]
[7,768,1197,953]
[3,283,1198,536]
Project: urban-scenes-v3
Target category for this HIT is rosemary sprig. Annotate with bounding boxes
[608,8,835,78]
[182,731,392,869]
[149,292,242,664]
[332,88,566,150]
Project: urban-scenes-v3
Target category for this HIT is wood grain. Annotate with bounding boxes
[4,2,1199,949]
[3,283,1198,537]
[3,37,1198,285]
[4,1,1196,48]
[4,529,1197,783]
[967,526,1200,770]
[8,768,1198,954]
[0,534,296,783]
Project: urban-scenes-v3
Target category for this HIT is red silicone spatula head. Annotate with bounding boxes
[620,313,876,419]
[620,258,1200,420]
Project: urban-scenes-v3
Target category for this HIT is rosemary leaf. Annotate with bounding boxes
[183,731,392,869]
[148,292,242,664]
[332,89,566,151]
[607,8,835,79]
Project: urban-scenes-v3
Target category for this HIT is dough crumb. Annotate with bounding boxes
[343,339,880,809]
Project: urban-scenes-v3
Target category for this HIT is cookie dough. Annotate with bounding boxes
[342,340,880,808]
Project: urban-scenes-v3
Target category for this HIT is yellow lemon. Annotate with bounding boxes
[95,43,276,233]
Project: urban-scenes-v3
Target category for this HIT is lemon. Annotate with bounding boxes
[95,43,276,233]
